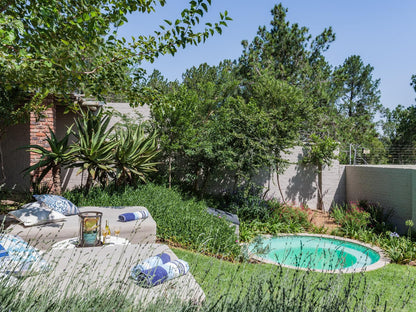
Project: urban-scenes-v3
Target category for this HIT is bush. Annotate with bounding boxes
[330,201,416,263]
[239,202,312,242]
[227,184,274,222]
[331,203,370,236]
[65,184,240,259]
[379,233,416,263]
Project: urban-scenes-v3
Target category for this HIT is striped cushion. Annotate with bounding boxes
[0,244,8,258]
[0,234,49,276]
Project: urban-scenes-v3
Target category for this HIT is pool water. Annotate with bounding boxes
[249,235,381,271]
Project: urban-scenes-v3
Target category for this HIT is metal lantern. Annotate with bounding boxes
[78,211,103,247]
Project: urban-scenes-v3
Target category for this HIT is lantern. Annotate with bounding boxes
[78,211,103,247]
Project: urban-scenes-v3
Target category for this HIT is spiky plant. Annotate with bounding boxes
[70,108,117,191]
[21,127,73,194]
[113,124,159,187]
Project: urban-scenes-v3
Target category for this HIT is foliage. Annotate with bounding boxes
[2,248,416,312]
[145,4,340,196]
[380,233,416,263]
[331,202,371,235]
[70,109,117,190]
[382,105,416,164]
[238,4,335,86]
[113,124,159,186]
[176,248,416,312]
[302,134,339,168]
[20,127,73,194]
[227,184,274,222]
[1,0,231,104]
[239,201,312,242]
[301,134,338,209]
[332,55,384,164]
[330,201,416,263]
[65,183,240,259]
[21,108,161,192]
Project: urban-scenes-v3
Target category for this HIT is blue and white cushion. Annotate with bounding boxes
[0,234,50,276]
[9,202,66,226]
[0,244,8,258]
[33,194,79,216]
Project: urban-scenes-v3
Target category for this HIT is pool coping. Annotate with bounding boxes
[247,233,391,274]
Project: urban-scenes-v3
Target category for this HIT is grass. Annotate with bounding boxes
[2,184,416,311]
[173,247,416,312]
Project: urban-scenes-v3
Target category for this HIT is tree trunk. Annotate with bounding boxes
[317,163,323,210]
[85,173,93,192]
[51,165,62,195]
[275,164,286,203]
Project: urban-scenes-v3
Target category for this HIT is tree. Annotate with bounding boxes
[238,4,335,91]
[301,134,338,210]
[383,105,416,164]
[0,0,231,132]
[1,0,230,189]
[332,55,383,163]
[237,3,337,198]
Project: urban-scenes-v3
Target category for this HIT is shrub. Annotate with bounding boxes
[227,184,274,222]
[331,203,370,236]
[65,184,240,259]
[357,200,393,233]
[239,202,312,242]
[379,233,416,263]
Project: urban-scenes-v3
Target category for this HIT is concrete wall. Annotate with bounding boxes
[255,146,346,211]
[346,165,416,233]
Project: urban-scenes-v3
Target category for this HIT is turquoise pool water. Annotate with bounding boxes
[249,235,381,271]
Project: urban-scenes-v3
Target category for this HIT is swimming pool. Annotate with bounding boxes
[248,234,389,273]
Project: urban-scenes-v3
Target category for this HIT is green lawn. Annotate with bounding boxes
[173,247,416,312]
[63,184,416,311]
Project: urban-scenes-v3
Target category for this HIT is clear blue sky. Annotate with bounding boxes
[118,0,416,110]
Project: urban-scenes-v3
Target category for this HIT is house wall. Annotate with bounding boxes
[0,122,31,191]
[346,165,416,233]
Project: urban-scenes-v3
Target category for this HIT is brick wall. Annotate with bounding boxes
[29,104,56,192]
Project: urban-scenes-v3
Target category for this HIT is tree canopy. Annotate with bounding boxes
[0,0,231,127]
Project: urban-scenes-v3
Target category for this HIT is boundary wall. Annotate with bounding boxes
[346,165,416,233]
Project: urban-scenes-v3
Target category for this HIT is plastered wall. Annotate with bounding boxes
[346,165,416,233]
[255,146,346,211]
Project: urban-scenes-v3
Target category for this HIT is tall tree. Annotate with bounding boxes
[332,55,383,163]
[237,4,338,199]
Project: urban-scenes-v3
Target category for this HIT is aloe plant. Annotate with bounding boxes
[21,127,73,194]
[70,108,117,191]
[114,125,160,186]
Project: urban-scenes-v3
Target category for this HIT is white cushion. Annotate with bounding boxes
[8,202,67,226]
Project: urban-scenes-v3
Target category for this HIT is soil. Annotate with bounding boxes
[308,209,340,233]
